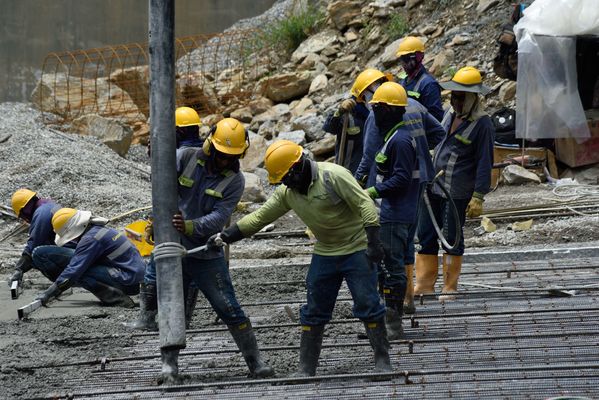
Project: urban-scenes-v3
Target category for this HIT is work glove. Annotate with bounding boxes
[356,174,368,189]
[207,224,245,250]
[365,187,379,199]
[339,98,357,113]
[365,226,385,265]
[466,193,484,218]
[172,213,194,236]
[7,253,34,287]
[35,280,71,306]
[144,219,154,245]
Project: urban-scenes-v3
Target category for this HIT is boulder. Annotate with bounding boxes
[230,106,253,123]
[277,130,306,145]
[72,114,133,157]
[240,132,269,171]
[378,38,403,68]
[290,97,315,117]
[328,54,357,74]
[291,114,326,141]
[407,0,424,9]
[501,165,541,184]
[477,0,500,13]
[242,172,267,202]
[291,29,340,63]
[429,49,455,77]
[109,66,150,117]
[305,133,336,157]
[248,97,274,115]
[309,74,329,94]
[327,0,364,30]
[499,81,517,102]
[258,71,313,103]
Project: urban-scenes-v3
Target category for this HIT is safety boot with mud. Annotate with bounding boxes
[124,283,158,331]
[403,263,416,314]
[291,324,325,377]
[383,285,406,340]
[89,281,135,308]
[184,285,200,329]
[228,320,275,378]
[439,254,463,303]
[414,253,439,295]
[364,320,392,374]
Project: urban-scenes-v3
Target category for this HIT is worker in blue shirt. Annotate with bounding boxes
[7,189,65,286]
[415,67,495,302]
[364,82,420,340]
[33,208,145,307]
[397,36,444,122]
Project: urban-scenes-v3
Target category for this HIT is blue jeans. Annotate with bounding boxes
[417,191,469,256]
[381,222,412,288]
[300,250,385,326]
[32,246,139,295]
[182,256,247,326]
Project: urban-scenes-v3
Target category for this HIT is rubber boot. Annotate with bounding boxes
[364,320,392,373]
[88,281,135,308]
[124,283,158,331]
[414,253,439,295]
[439,254,463,302]
[291,325,325,377]
[403,264,416,314]
[228,320,275,378]
[184,285,200,329]
[383,285,405,340]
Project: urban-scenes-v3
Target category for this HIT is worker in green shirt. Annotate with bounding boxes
[207,140,391,377]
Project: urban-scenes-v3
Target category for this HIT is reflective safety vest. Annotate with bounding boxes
[406,73,426,100]
[178,152,240,199]
[375,122,420,182]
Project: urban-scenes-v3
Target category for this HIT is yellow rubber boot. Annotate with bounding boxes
[439,254,463,302]
[403,264,415,314]
[414,254,438,295]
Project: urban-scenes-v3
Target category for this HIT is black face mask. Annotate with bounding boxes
[282,156,312,195]
[373,104,406,135]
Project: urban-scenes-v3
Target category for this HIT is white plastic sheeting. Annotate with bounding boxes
[513,0,599,139]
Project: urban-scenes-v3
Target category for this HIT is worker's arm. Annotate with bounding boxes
[55,235,103,285]
[354,112,383,185]
[236,185,292,237]
[473,116,495,196]
[371,135,417,198]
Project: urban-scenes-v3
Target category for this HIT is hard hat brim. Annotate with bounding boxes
[212,141,246,156]
[440,81,492,96]
[55,210,92,247]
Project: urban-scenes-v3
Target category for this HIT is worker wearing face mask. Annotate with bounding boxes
[396,36,444,122]
[415,67,495,302]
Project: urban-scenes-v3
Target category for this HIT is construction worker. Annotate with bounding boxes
[33,208,144,307]
[415,66,494,301]
[130,117,274,379]
[397,36,444,122]
[353,68,445,314]
[207,140,391,377]
[147,106,203,157]
[322,81,370,173]
[7,189,66,287]
[364,82,420,340]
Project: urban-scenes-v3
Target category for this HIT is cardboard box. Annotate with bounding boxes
[492,146,557,187]
[555,112,599,168]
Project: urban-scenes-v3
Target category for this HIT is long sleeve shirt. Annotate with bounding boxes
[56,225,145,286]
[400,67,444,122]
[237,162,379,256]
[433,110,495,200]
[177,148,244,259]
[374,125,420,224]
[23,201,60,256]
[354,98,446,187]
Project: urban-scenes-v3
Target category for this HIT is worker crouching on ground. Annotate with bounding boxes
[365,82,421,340]
[415,67,494,302]
[33,208,144,307]
[208,140,391,377]
[7,189,67,287]
[397,36,444,122]
[130,117,274,379]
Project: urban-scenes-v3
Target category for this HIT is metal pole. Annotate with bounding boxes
[148,0,186,382]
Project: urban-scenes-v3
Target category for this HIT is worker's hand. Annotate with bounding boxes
[356,174,368,188]
[466,194,484,218]
[365,187,378,199]
[206,233,224,250]
[207,224,245,250]
[365,226,385,265]
[35,283,61,306]
[144,220,154,245]
[8,269,23,287]
[339,98,357,113]
[172,213,194,236]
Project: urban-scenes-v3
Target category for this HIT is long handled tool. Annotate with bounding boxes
[10,280,22,300]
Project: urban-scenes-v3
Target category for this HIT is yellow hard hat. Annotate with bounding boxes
[175,106,201,127]
[264,140,303,184]
[11,188,37,217]
[396,36,425,57]
[370,82,408,107]
[350,69,391,101]
[52,208,92,247]
[440,66,492,95]
[211,118,249,156]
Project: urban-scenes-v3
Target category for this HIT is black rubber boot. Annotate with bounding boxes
[291,325,325,377]
[184,285,200,329]
[364,320,392,373]
[88,281,135,308]
[124,283,158,331]
[228,320,275,378]
[383,284,406,340]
